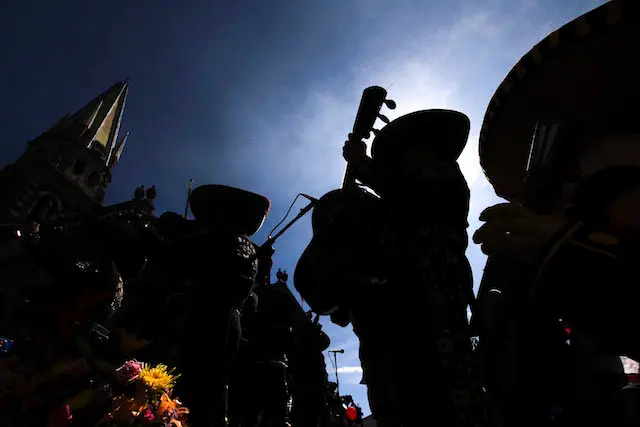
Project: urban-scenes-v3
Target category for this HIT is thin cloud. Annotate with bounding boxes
[338,366,364,374]
[240,1,563,197]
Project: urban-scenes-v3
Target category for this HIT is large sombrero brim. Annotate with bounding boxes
[479,0,640,202]
[189,184,270,236]
[371,109,471,165]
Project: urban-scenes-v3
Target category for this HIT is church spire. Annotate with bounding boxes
[79,99,104,129]
[44,80,128,165]
[109,130,129,169]
[86,81,129,165]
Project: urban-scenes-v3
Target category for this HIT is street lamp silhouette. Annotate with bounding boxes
[329,349,345,396]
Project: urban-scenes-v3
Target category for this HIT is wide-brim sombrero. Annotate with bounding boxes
[189,184,270,236]
[371,109,471,166]
[479,0,640,202]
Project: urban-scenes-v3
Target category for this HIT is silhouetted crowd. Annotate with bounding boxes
[0,183,362,427]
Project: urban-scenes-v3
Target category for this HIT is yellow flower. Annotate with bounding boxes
[139,364,180,391]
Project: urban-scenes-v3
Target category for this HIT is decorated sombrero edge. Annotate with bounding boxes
[478,0,636,201]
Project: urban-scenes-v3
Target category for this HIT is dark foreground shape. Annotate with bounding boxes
[189,184,271,236]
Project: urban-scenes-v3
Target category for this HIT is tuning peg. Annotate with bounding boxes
[378,114,390,124]
[384,99,397,110]
[371,128,380,136]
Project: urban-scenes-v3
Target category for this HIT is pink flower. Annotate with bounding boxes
[141,408,155,424]
[115,359,143,383]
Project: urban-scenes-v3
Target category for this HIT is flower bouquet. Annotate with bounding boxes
[96,360,189,427]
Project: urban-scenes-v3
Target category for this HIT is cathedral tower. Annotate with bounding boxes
[0,81,129,223]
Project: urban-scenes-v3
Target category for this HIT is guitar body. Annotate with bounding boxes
[294,85,395,315]
[310,188,376,236]
[294,188,383,314]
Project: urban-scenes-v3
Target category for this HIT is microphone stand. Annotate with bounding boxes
[255,199,317,282]
[262,199,316,249]
[329,350,344,397]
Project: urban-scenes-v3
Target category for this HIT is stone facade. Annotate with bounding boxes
[0,81,129,224]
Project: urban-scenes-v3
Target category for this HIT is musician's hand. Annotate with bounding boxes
[343,136,367,164]
[473,203,569,263]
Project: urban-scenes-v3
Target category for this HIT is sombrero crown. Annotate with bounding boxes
[479,0,640,202]
[189,184,270,236]
[371,109,471,166]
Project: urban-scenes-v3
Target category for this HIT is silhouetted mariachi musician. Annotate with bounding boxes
[171,184,270,427]
[295,87,484,427]
[473,2,640,426]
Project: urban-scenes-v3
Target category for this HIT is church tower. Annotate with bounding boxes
[0,81,129,223]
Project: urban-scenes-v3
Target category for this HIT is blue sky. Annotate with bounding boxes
[0,0,606,416]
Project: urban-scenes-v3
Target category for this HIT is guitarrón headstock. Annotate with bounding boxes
[351,86,396,142]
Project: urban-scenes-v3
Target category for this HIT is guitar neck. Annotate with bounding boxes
[341,163,352,189]
[341,86,394,191]
[342,160,359,190]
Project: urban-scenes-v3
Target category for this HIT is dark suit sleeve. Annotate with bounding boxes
[532,222,640,358]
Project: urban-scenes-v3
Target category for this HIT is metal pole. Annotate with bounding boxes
[184,179,193,219]
[334,351,340,397]
[329,349,344,397]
